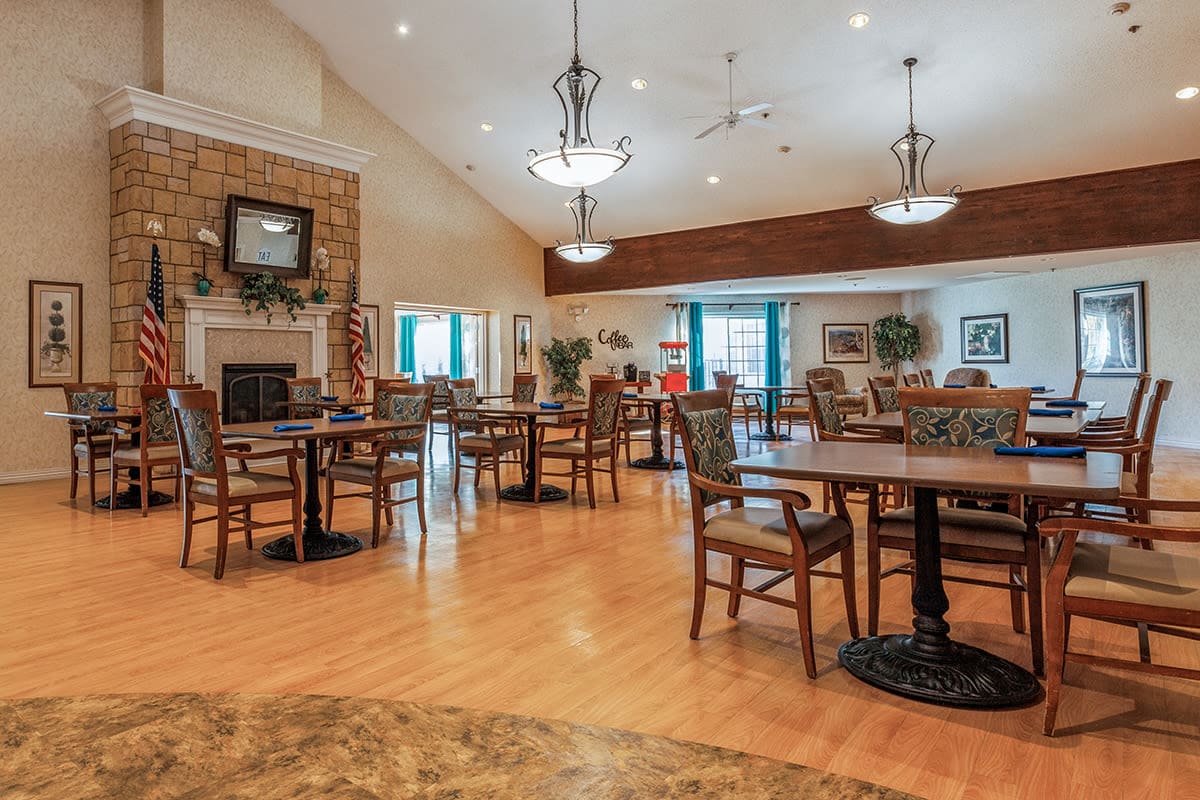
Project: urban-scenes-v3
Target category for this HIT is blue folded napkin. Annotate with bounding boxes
[1046,399,1087,407]
[98,405,118,412]
[273,423,313,432]
[994,446,1086,458]
[989,384,998,389]
[622,393,637,398]
[1028,385,1046,392]
[1028,408,1073,417]
[944,383,965,388]
[329,413,365,422]
[539,402,564,409]
[320,395,339,402]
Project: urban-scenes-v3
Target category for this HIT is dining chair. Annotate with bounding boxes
[424,373,452,459]
[867,375,901,413]
[724,374,764,440]
[672,388,859,679]
[286,377,323,418]
[1042,369,1087,402]
[804,367,866,418]
[535,376,624,508]
[109,382,201,516]
[1086,372,1151,436]
[775,390,811,438]
[807,378,901,514]
[902,372,923,387]
[512,373,539,403]
[447,379,525,496]
[168,388,303,580]
[326,382,432,547]
[942,367,992,387]
[920,368,935,387]
[62,382,122,505]
[1039,497,1200,736]
[620,397,655,466]
[867,386,1044,673]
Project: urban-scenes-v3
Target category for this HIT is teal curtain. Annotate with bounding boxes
[687,302,705,390]
[398,314,417,375]
[449,313,463,379]
[764,301,782,393]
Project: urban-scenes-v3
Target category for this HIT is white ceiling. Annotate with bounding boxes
[272,0,1200,250]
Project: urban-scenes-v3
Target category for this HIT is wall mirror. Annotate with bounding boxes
[223,195,314,277]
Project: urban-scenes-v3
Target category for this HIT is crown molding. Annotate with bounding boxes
[96,86,375,173]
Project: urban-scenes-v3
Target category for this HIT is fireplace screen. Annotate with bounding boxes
[221,363,297,424]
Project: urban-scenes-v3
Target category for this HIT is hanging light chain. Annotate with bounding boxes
[572,0,581,65]
[906,57,917,136]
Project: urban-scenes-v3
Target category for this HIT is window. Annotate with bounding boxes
[394,306,487,384]
[702,309,767,387]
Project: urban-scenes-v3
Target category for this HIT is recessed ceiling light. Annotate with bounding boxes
[396,23,409,35]
[848,11,870,28]
[631,78,648,91]
[706,175,721,184]
[480,122,494,132]
[1177,86,1200,100]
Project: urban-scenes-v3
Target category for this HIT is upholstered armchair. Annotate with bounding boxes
[62,382,123,505]
[804,367,866,418]
[110,382,201,516]
[942,367,992,387]
[535,376,625,508]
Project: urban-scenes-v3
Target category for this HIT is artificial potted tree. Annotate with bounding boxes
[873,312,922,379]
[540,336,593,400]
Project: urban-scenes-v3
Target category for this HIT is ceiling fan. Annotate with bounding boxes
[693,52,775,140]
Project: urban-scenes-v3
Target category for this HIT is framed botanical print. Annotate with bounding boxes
[360,304,379,379]
[29,280,83,387]
[960,313,1009,364]
[514,315,533,374]
[822,323,869,363]
[1074,282,1146,376]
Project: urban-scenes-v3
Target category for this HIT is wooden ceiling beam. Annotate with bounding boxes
[543,158,1200,296]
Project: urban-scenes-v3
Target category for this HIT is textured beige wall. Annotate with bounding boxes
[0,0,143,480]
[902,248,1200,446]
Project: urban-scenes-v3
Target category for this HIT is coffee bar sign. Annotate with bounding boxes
[597,328,633,350]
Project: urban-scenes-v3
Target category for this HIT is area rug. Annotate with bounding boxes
[0,694,921,798]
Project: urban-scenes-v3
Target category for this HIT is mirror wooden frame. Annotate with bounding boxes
[223,194,314,278]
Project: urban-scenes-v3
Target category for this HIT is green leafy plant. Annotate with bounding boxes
[873,312,922,376]
[40,299,70,359]
[239,271,306,323]
[540,336,593,399]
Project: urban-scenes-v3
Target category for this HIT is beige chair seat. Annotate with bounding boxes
[430,409,449,422]
[328,456,420,482]
[877,506,1027,552]
[74,440,114,456]
[191,471,294,498]
[111,445,143,462]
[1120,472,1137,494]
[703,506,851,556]
[459,433,523,451]
[1066,541,1200,612]
[540,437,612,456]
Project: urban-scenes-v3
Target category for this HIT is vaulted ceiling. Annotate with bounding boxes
[273,0,1200,248]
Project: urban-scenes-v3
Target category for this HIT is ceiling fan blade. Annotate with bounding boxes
[737,102,773,117]
[694,121,726,140]
[739,116,776,130]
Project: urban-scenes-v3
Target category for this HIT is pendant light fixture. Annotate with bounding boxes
[554,188,614,263]
[527,0,632,188]
[868,57,961,225]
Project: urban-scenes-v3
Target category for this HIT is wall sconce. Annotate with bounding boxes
[567,303,589,322]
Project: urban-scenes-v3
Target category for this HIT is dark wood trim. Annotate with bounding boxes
[543,159,1200,296]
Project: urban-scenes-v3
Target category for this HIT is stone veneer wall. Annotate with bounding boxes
[107,119,360,405]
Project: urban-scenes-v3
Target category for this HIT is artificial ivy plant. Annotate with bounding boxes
[239,271,307,324]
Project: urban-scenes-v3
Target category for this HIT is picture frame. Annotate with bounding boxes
[637,369,651,383]
[223,194,314,278]
[1074,281,1146,376]
[514,315,533,374]
[960,313,1009,364]
[822,323,869,363]
[360,304,379,379]
[28,280,83,387]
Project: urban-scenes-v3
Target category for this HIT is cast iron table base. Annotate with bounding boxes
[95,489,174,510]
[260,437,363,561]
[749,388,791,442]
[629,399,683,470]
[499,410,571,503]
[631,455,684,470]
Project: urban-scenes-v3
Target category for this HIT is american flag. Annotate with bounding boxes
[348,267,366,397]
[138,242,171,384]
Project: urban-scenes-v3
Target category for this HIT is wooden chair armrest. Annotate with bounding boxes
[1076,441,1148,455]
[692,471,813,510]
[226,446,304,461]
[223,442,254,453]
[822,430,899,443]
[1040,508,1200,543]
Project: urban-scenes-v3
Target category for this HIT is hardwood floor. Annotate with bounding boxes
[2,434,1198,799]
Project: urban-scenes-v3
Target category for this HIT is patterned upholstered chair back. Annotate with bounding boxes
[377,383,433,441]
[673,390,742,507]
[513,374,538,403]
[140,383,202,446]
[588,377,626,438]
[372,378,411,419]
[286,377,323,419]
[424,374,451,409]
[806,378,844,437]
[899,387,1029,449]
[942,367,992,388]
[449,380,479,427]
[805,367,847,395]
[63,382,118,434]
[168,389,224,477]
[919,368,935,387]
[868,376,900,413]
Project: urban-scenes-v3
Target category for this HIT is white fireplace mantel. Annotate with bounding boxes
[180,295,341,386]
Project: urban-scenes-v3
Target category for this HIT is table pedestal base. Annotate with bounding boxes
[95,490,174,510]
[631,455,683,470]
[499,484,569,503]
[749,432,791,442]
[261,531,363,561]
[837,634,1042,709]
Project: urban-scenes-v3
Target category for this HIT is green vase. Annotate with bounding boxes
[313,286,328,304]
[196,278,212,297]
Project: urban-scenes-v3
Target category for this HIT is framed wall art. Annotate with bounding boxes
[822,323,869,363]
[960,313,1009,364]
[29,280,83,387]
[360,304,379,379]
[514,315,533,374]
[1074,282,1146,376]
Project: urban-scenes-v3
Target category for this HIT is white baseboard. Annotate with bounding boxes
[0,468,70,485]
[1155,437,1200,451]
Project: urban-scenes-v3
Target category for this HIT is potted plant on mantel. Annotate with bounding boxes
[239,271,306,324]
[540,336,593,400]
[873,312,922,379]
[194,227,222,296]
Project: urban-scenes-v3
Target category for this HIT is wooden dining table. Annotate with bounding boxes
[221,416,419,561]
[455,401,588,502]
[845,400,1105,440]
[732,442,1123,708]
[748,386,808,442]
[621,393,682,470]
